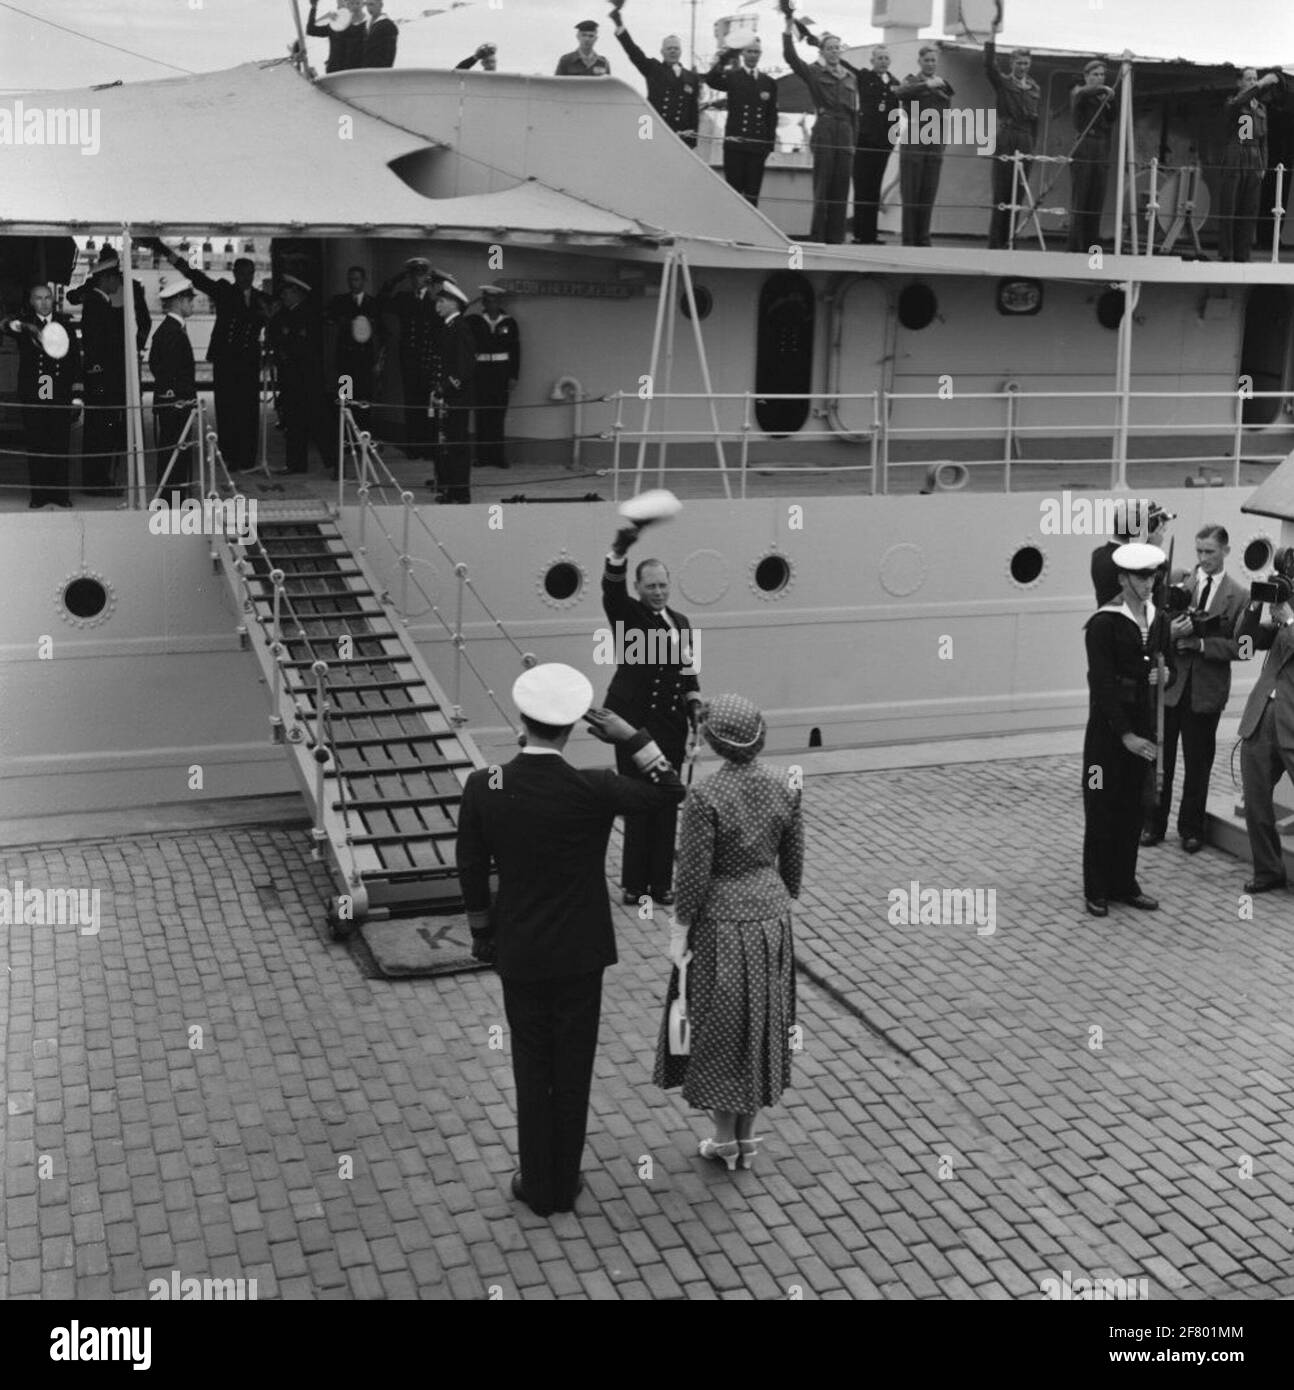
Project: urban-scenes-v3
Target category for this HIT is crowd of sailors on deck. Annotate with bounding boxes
[296,1,1286,259]
[2,249,520,509]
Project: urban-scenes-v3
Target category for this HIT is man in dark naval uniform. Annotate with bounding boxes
[67,246,151,495]
[611,10,700,148]
[456,663,685,1218]
[894,46,956,247]
[555,19,610,76]
[148,277,199,497]
[705,35,778,206]
[156,242,270,473]
[426,281,476,504]
[269,274,333,475]
[601,521,702,905]
[360,0,398,68]
[1091,500,1173,607]
[851,45,900,244]
[465,285,520,469]
[3,283,82,508]
[325,265,383,436]
[1082,543,1174,917]
[378,257,450,460]
[306,0,364,73]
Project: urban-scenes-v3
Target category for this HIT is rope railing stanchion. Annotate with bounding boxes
[1272,164,1287,264]
[869,391,879,497]
[1004,382,1019,492]
[268,567,287,741]
[309,660,331,860]
[739,390,752,500]
[451,561,468,726]
[1232,388,1244,487]
[336,399,347,514]
[1145,156,1160,257]
[398,486,414,621]
[611,390,624,503]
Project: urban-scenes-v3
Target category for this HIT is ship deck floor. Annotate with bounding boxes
[5,730,1294,1301]
[0,425,1288,513]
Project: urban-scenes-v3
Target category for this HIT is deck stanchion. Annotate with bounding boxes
[611,390,624,503]
[739,391,752,499]
[1004,383,1019,493]
[399,490,413,620]
[1145,157,1160,257]
[1232,388,1244,487]
[310,660,330,858]
[677,253,732,500]
[1272,164,1287,264]
[869,391,880,496]
[451,562,468,724]
[635,253,674,493]
[879,391,890,494]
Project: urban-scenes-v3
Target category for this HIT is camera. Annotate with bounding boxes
[1249,546,1294,605]
[1164,586,1192,615]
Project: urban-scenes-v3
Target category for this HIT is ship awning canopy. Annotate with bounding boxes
[0,61,663,245]
[1242,450,1294,522]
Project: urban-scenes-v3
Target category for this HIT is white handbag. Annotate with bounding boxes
[668,952,692,1056]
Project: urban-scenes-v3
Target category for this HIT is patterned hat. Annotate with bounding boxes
[703,693,765,764]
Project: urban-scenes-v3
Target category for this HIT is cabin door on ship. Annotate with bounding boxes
[831,278,890,437]
[1240,286,1294,427]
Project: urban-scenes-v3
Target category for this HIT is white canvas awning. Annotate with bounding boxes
[0,61,662,245]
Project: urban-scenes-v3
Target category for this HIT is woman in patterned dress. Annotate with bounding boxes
[652,694,803,1171]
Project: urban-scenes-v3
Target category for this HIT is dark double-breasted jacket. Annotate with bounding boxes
[705,58,779,150]
[4,311,81,404]
[148,314,196,413]
[616,29,699,139]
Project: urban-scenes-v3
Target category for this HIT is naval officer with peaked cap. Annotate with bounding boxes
[1082,543,1175,917]
[465,284,520,469]
[455,662,685,1217]
[149,277,199,498]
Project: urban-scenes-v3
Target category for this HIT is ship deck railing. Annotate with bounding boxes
[602,387,1293,498]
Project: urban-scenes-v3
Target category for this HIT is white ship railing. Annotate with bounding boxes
[603,387,1294,497]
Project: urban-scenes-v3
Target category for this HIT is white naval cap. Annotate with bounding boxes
[1112,542,1167,575]
[512,662,594,726]
[159,277,195,300]
[435,281,470,307]
[618,488,682,524]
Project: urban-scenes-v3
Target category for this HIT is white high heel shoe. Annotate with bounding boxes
[737,1136,763,1171]
[698,1137,740,1172]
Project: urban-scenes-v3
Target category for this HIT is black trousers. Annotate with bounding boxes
[212,359,261,470]
[1067,140,1110,251]
[502,969,603,1215]
[153,404,194,496]
[614,721,685,894]
[21,402,73,507]
[988,125,1035,248]
[436,391,472,503]
[722,143,770,206]
[1217,164,1263,262]
[473,370,510,468]
[279,372,332,474]
[400,363,438,459]
[1240,704,1294,887]
[337,349,376,436]
[1145,700,1222,841]
[900,145,944,246]
[810,119,855,244]
[82,389,125,489]
[851,142,891,241]
[1082,728,1149,901]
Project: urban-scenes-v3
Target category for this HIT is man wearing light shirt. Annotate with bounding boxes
[1142,525,1248,853]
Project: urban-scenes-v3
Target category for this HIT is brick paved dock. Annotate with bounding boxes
[3,751,1293,1300]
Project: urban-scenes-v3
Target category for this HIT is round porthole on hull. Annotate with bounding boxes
[1009,543,1045,587]
[58,573,115,629]
[1242,536,1274,573]
[539,557,585,607]
[752,552,793,599]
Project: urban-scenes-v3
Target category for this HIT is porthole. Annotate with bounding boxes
[753,552,792,596]
[1096,288,1125,330]
[897,283,937,330]
[539,558,584,606]
[57,572,116,629]
[680,285,713,320]
[1243,536,1273,572]
[1009,544,1045,586]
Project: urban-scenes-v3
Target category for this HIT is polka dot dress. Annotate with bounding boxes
[652,760,804,1114]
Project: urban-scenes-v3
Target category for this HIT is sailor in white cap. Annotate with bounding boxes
[465,284,520,469]
[425,282,476,503]
[705,33,778,206]
[1081,542,1173,917]
[376,259,456,463]
[456,662,685,1218]
[149,278,199,498]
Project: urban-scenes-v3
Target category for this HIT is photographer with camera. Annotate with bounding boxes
[1141,525,1249,853]
[1237,546,1294,893]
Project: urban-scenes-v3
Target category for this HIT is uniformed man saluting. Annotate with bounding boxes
[1082,543,1174,917]
[705,36,779,207]
[427,281,476,504]
[610,7,700,149]
[602,521,703,906]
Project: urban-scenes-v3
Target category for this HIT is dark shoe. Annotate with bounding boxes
[1140,829,1164,847]
[27,500,46,509]
[1181,837,1204,854]
[509,1171,553,1218]
[1117,893,1159,910]
[551,1175,586,1213]
[1085,898,1108,917]
[650,889,675,907]
[622,890,646,906]
[1244,877,1287,894]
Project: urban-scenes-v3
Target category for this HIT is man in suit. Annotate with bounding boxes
[149,278,199,498]
[378,257,451,461]
[306,0,365,72]
[2,283,82,508]
[156,242,270,474]
[425,282,476,504]
[1237,549,1294,894]
[269,274,333,475]
[1141,525,1248,852]
[360,0,398,68]
[67,247,151,495]
[1091,500,1173,607]
[601,521,702,905]
[456,662,685,1217]
[705,36,778,207]
[610,11,700,148]
[555,19,611,76]
[325,266,382,437]
[983,25,1042,248]
[465,285,520,469]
